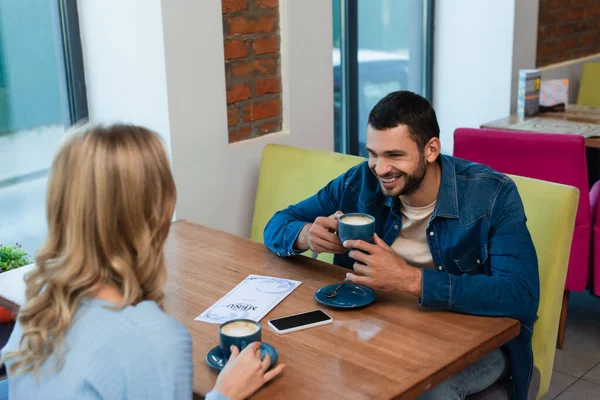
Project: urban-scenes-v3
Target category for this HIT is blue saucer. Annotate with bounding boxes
[205,343,279,371]
[315,283,376,308]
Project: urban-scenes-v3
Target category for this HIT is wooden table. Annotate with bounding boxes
[481,105,600,149]
[163,221,520,399]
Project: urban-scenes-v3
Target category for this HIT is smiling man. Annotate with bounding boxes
[264,91,539,400]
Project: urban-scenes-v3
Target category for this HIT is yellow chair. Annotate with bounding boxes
[250,144,363,264]
[251,144,578,399]
[509,176,578,399]
[577,62,600,107]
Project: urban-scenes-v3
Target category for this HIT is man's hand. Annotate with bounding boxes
[344,233,423,298]
[294,211,346,254]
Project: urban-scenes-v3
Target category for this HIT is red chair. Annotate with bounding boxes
[454,128,592,348]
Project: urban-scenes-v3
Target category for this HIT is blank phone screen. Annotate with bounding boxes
[270,310,331,331]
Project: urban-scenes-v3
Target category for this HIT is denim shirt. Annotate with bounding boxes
[264,154,540,400]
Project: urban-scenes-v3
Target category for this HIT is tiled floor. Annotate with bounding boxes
[542,291,600,399]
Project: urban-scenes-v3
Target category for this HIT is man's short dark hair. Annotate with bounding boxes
[368,90,440,151]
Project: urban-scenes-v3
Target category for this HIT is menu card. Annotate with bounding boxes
[195,275,301,324]
[517,69,541,117]
[540,79,569,106]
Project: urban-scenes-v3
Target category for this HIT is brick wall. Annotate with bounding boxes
[537,0,600,67]
[223,0,282,143]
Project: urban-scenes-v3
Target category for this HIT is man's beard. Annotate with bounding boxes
[377,154,427,198]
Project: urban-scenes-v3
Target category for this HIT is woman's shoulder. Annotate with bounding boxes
[74,299,193,389]
[2,299,192,369]
[2,299,193,399]
[82,298,191,348]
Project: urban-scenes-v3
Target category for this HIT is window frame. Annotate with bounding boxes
[57,0,88,125]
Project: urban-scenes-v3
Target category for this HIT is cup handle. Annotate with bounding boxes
[260,346,268,360]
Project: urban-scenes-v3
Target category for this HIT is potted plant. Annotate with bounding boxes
[0,243,31,323]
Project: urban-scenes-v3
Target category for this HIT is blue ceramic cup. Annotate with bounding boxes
[219,319,262,359]
[337,213,375,244]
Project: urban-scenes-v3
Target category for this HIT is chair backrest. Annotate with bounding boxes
[453,128,589,226]
[251,144,578,398]
[577,62,600,107]
[250,144,364,263]
[509,175,578,399]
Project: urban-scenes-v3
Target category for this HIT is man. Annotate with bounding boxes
[264,91,539,400]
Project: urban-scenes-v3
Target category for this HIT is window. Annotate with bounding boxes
[0,0,87,256]
[333,0,434,156]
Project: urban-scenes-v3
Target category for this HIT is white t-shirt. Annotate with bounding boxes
[391,199,436,270]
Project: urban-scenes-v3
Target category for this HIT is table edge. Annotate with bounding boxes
[394,319,521,399]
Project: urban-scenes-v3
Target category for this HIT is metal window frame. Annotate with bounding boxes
[58,0,88,125]
[422,0,434,102]
[339,0,359,155]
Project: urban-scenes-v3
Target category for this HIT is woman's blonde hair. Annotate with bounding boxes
[2,123,176,376]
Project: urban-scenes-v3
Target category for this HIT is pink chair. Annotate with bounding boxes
[589,181,600,296]
[453,128,592,349]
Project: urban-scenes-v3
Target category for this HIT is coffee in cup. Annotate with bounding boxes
[219,319,262,358]
[337,213,375,244]
[221,320,260,337]
[339,215,373,226]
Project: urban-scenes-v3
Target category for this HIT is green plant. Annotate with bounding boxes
[0,243,31,273]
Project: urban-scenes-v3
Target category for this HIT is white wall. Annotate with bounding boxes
[510,0,540,113]
[433,0,516,154]
[539,53,600,104]
[162,0,333,238]
[78,0,333,238]
[433,0,541,155]
[77,0,171,152]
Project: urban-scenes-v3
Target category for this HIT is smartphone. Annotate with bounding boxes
[268,310,333,334]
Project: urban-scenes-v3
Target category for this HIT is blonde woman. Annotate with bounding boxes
[0,124,284,400]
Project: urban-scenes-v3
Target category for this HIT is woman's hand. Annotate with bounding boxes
[212,342,286,400]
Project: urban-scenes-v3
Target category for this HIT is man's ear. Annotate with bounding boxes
[424,137,441,163]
